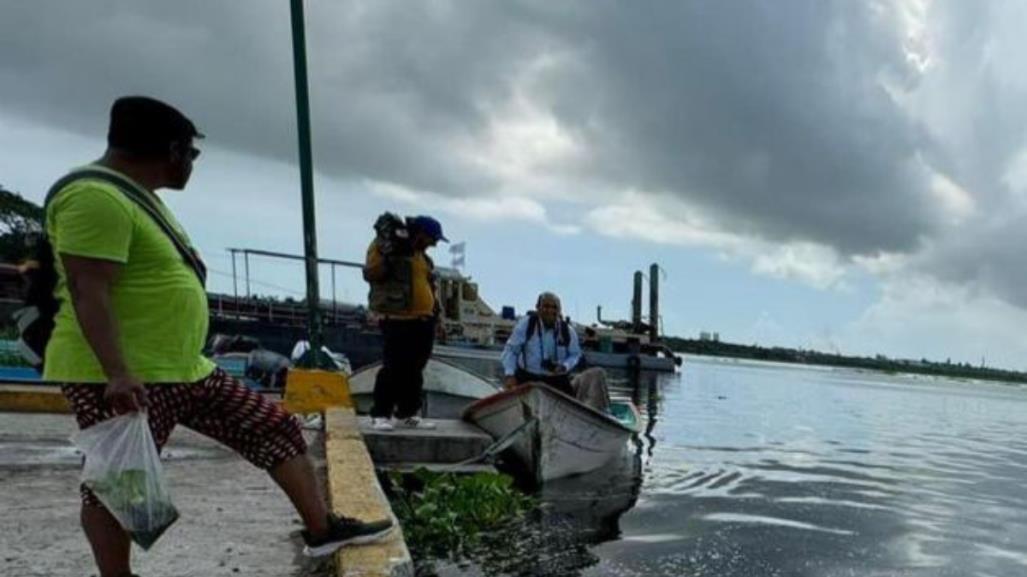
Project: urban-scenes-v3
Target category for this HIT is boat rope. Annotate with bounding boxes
[446,416,539,468]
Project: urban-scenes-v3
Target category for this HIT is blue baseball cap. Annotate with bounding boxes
[411,215,448,242]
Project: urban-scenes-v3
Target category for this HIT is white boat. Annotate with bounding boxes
[462,383,641,483]
[348,357,499,419]
[580,349,679,372]
[536,446,644,544]
[433,344,680,372]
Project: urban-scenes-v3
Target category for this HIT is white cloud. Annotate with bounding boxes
[463,50,585,187]
[927,168,976,224]
[585,193,849,290]
[750,243,848,291]
[894,0,934,73]
[368,180,578,235]
[457,196,546,222]
[852,251,911,276]
[583,192,740,250]
[368,181,423,205]
[841,274,1027,369]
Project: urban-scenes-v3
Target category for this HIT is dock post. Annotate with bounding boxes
[632,270,643,333]
[289,0,324,367]
[649,263,660,342]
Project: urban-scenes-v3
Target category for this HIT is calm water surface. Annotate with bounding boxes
[433,355,1027,577]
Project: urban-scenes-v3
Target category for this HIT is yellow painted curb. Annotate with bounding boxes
[325,407,412,577]
[0,385,71,413]
[0,371,353,415]
[283,369,353,414]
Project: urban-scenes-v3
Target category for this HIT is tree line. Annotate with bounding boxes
[665,336,1027,385]
[0,184,43,263]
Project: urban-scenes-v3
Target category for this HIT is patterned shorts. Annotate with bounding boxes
[61,368,307,506]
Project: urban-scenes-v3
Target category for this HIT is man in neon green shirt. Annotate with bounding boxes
[51,97,391,577]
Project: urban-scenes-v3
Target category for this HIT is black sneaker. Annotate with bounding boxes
[301,514,394,557]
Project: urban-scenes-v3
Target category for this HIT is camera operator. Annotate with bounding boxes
[500,292,582,395]
[363,213,446,430]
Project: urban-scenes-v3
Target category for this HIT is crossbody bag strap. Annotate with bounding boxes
[46,169,207,286]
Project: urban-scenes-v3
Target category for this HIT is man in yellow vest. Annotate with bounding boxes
[363,214,446,430]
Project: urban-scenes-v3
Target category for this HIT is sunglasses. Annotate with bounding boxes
[172,142,201,161]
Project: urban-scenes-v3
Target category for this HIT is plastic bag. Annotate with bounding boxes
[72,412,179,549]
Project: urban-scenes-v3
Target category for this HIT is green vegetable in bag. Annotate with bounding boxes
[86,468,179,549]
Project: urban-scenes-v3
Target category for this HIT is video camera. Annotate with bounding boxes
[373,212,411,255]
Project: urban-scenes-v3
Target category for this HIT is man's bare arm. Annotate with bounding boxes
[62,253,147,412]
[362,246,389,282]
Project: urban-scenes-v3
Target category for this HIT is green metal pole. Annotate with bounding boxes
[289,0,323,367]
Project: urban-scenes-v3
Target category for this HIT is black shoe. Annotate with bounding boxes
[301,514,394,557]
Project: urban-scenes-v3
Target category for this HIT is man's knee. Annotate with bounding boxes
[258,417,307,470]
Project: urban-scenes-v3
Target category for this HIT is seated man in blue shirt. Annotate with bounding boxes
[501,292,583,396]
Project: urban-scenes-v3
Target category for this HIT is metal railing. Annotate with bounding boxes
[209,292,365,326]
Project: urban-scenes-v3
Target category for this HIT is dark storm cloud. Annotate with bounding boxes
[549,1,938,254]
[1,1,1023,266]
[898,0,1027,309]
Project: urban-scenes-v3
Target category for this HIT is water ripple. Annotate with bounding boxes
[702,512,856,536]
[433,356,1027,577]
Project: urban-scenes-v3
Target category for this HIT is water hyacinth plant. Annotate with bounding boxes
[385,468,535,562]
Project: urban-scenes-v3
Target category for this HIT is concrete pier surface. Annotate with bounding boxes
[1,411,332,577]
[358,416,494,466]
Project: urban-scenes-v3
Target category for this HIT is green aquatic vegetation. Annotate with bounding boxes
[86,469,179,549]
[385,468,535,561]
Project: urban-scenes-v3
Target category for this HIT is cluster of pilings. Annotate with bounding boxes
[631,263,660,341]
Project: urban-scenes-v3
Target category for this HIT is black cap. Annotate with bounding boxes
[107,96,204,155]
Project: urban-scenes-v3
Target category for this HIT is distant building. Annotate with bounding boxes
[699,331,721,343]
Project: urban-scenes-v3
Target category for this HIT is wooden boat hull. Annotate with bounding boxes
[433,344,680,372]
[463,383,639,482]
[348,357,499,419]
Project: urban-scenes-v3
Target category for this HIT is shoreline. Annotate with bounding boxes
[681,352,1027,388]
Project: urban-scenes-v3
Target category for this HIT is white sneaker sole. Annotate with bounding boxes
[302,525,395,557]
[395,421,436,430]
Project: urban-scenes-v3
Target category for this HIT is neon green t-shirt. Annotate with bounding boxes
[42,166,215,383]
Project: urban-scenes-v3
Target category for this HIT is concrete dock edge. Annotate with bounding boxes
[324,407,414,577]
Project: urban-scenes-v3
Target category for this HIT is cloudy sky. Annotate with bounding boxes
[3,0,1027,369]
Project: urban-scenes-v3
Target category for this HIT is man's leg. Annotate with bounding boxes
[543,374,575,397]
[269,451,392,555]
[371,320,400,418]
[514,368,535,386]
[82,503,132,577]
[183,369,315,519]
[570,367,611,411]
[183,369,390,552]
[396,319,433,418]
[268,454,329,534]
[62,384,133,576]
